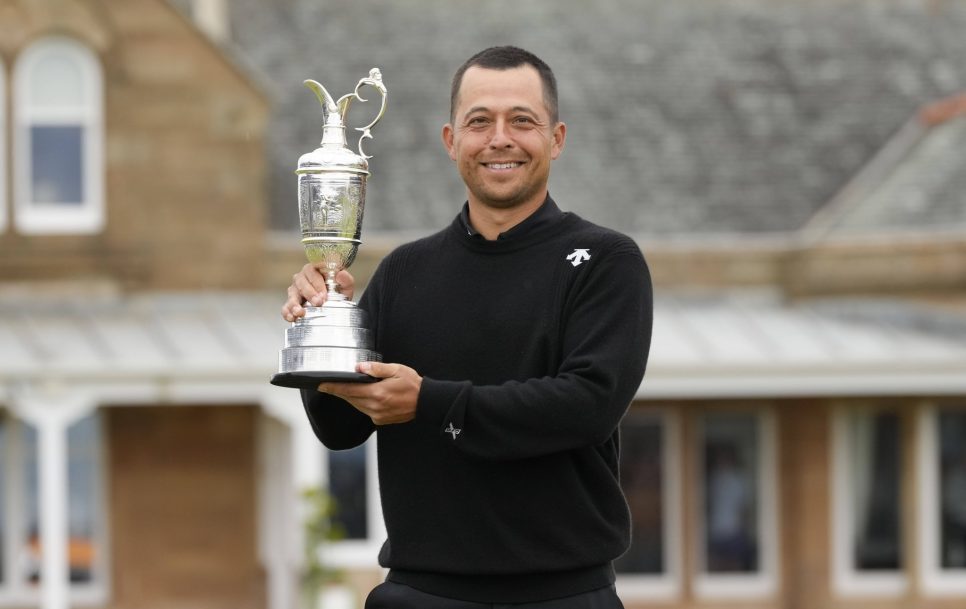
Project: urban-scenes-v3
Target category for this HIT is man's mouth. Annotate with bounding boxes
[483,162,522,170]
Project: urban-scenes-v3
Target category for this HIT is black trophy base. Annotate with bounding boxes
[270,371,379,389]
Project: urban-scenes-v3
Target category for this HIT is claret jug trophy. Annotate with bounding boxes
[271,69,387,388]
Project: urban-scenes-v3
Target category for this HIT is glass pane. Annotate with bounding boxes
[848,411,902,570]
[939,410,966,570]
[67,413,101,583]
[31,125,84,204]
[616,418,665,574]
[0,417,6,584]
[29,54,84,107]
[327,444,368,540]
[702,413,759,573]
[24,423,39,585]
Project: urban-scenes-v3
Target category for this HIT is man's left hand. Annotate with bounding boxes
[317,362,422,425]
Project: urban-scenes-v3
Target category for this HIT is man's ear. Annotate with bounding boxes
[441,124,457,161]
[551,121,567,160]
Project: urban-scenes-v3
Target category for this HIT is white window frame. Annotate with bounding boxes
[13,36,104,235]
[693,409,779,600]
[616,408,683,601]
[322,436,385,569]
[0,412,109,606]
[830,405,908,597]
[917,403,966,596]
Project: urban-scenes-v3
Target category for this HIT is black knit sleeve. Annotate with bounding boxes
[299,262,390,451]
[414,237,652,461]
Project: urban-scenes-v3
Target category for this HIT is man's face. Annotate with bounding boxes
[442,65,566,212]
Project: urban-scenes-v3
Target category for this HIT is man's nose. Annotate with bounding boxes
[487,119,513,148]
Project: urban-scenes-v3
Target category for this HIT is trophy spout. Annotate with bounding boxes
[304,79,345,149]
[304,79,338,117]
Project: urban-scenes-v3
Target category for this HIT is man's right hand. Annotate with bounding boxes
[281,264,355,322]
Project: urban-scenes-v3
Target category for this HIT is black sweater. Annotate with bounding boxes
[301,198,652,603]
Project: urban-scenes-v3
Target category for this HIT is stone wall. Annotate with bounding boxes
[107,405,265,609]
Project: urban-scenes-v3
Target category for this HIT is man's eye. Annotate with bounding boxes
[513,116,535,126]
[467,117,489,127]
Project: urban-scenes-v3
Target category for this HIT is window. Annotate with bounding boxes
[322,438,384,567]
[938,410,966,571]
[832,407,906,596]
[327,444,369,541]
[66,414,108,588]
[0,58,6,232]
[616,410,681,599]
[694,410,778,598]
[13,37,104,234]
[919,405,966,595]
[0,419,6,586]
[0,411,106,604]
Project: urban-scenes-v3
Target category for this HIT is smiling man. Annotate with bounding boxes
[442,60,565,236]
[283,46,652,609]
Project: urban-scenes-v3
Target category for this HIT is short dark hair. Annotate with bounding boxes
[450,46,559,124]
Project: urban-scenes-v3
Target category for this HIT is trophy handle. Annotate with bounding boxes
[337,68,388,159]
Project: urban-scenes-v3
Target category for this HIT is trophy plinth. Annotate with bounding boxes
[272,301,381,387]
[271,69,387,389]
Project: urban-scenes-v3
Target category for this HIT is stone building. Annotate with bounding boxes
[0,2,295,609]
[1,1,965,609]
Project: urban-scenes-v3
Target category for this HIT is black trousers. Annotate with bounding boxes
[364,581,625,609]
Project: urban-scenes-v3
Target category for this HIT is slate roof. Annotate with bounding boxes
[186,0,966,238]
[803,95,966,238]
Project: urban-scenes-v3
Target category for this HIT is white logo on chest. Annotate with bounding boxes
[566,249,591,267]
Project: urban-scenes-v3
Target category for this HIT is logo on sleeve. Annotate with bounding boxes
[566,248,591,267]
[444,423,461,440]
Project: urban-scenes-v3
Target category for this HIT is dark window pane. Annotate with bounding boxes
[849,412,902,571]
[31,125,84,204]
[940,411,966,570]
[25,424,40,584]
[67,414,101,583]
[703,413,759,573]
[327,444,368,540]
[616,418,664,574]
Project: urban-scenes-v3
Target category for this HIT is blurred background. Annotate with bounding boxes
[1,0,965,608]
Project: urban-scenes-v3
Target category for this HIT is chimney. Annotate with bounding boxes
[191,0,229,43]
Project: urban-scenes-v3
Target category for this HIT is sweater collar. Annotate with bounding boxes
[458,195,562,241]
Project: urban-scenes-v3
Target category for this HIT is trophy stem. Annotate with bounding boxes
[326,270,346,301]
